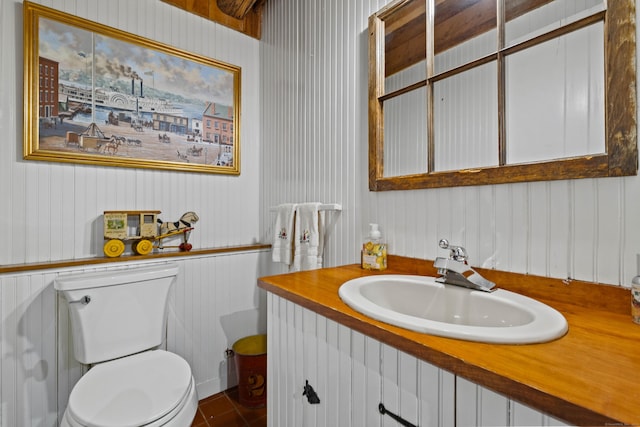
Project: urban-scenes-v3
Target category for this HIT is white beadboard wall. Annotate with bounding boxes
[1,0,267,426]
[2,254,270,426]
[1,0,640,424]
[259,0,640,287]
[2,0,261,262]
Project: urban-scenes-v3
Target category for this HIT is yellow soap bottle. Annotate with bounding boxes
[361,223,387,270]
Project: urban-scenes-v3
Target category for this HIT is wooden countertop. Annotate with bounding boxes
[258,256,640,426]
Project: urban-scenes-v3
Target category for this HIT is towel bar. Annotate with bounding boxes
[269,203,342,212]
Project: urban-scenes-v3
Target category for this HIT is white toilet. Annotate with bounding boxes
[54,263,198,427]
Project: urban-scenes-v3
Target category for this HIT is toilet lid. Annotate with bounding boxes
[68,350,192,427]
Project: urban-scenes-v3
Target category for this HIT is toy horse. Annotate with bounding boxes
[158,211,199,236]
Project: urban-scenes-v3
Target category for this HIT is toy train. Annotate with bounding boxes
[103,210,199,258]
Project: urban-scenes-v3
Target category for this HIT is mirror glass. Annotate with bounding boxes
[434,0,497,74]
[383,0,426,95]
[505,0,605,47]
[506,22,605,164]
[383,86,428,177]
[385,60,426,96]
[433,62,498,172]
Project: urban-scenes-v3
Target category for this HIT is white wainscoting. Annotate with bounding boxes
[1,250,269,427]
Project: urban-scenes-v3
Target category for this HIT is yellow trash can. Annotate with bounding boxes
[233,334,267,408]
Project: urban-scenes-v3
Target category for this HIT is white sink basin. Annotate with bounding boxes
[338,275,568,344]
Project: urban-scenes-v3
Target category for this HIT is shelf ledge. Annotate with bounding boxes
[0,243,272,275]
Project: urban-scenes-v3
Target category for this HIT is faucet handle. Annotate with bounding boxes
[438,239,467,262]
[438,239,450,250]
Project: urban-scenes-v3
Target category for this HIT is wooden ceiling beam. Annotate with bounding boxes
[161,0,264,39]
[217,0,259,19]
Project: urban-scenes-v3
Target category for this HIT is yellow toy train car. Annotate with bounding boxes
[103,210,199,258]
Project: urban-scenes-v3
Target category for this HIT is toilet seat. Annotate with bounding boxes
[66,350,193,427]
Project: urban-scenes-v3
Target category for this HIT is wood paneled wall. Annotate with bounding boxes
[2,253,269,426]
[259,0,640,287]
[1,0,265,425]
[3,0,261,266]
[3,0,640,424]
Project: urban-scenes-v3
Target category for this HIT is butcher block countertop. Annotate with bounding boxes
[258,256,640,426]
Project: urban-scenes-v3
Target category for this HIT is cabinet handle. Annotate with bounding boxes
[302,380,320,404]
[378,403,417,427]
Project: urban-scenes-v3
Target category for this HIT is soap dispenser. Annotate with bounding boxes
[361,223,387,271]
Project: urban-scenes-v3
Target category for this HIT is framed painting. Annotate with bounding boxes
[23,1,241,175]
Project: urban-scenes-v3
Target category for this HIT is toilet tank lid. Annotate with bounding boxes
[54,263,179,291]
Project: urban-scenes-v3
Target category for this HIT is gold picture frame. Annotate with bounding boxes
[23,1,241,175]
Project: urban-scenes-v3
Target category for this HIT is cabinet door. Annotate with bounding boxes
[267,293,455,427]
[381,344,455,427]
[417,358,455,427]
[456,377,570,426]
[267,294,384,426]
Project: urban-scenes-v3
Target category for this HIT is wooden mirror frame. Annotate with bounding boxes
[368,0,637,191]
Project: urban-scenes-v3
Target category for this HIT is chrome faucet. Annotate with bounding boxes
[433,239,496,292]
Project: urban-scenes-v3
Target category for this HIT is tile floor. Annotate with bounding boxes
[191,387,267,427]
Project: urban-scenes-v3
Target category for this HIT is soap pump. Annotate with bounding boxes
[361,223,387,270]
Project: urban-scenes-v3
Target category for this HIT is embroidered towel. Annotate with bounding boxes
[292,203,324,271]
[272,203,296,265]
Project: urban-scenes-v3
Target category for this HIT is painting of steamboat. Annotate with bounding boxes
[59,81,183,116]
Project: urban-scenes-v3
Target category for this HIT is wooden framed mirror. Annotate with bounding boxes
[369,0,637,191]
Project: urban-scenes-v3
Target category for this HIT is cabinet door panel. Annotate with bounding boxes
[456,377,509,426]
[456,377,571,426]
[419,362,455,427]
[365,336,383,426]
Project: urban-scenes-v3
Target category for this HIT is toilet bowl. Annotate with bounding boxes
[54,264,198,427]
[60,351,198,427]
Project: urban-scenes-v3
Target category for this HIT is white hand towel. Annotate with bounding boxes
[272,203,296,265]
[292,203,324,271]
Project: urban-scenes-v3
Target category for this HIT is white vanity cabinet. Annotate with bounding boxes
[455,378,570,426]
[267,293,570,427]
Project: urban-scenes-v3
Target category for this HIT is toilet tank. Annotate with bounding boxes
[54,263,179,364]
